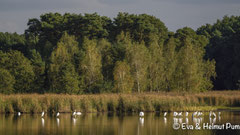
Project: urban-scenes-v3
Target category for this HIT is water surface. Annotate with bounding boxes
[0,111,240,135]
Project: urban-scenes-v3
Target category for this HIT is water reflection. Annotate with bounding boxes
[72,117,77,126]
[0,111,239,135]
[210,117,216,124]
[56,118,60,127]
[41,118,45,127]
[178,118,183,124]
[185,118,189,124]
[139,117,144,126]
[164,117,167,125]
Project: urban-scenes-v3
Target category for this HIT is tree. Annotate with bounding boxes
[162,37,177,91]
[80,38,103,93]
[97,39,114,81]
[113,61,133,93]
[148,35,164,92]
[0,50,35,93]
[126,42,150,93]
[0,32,27,55]
[197,16,240,90]
[113,13,168,44]
[175,38,201,92]
[0,68,15,94]
[29,49,45,93]
[48,33,80,94]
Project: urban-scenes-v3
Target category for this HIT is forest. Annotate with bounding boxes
[0,12,239,94]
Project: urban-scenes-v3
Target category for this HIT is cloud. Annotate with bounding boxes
[151,0,240,5]
[98,0,138,5]
[0,0,104,12]
[0,0,239,33]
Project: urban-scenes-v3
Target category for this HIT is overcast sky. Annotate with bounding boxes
[0,0,240,34]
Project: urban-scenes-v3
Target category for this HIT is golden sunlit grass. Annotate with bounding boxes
[0,91,240,113]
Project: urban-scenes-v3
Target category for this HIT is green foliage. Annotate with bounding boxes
[0,50,35,93]
[0,68,15,94]
[162,37,177,91]
[175,38,201,92]
[126,42,150,92]
[147,35,164,92]
[0,32,28,56]
[0,12,224,94]
[97,39,114,81]
[174,28,216,92]
[80,38,103,93]
[113,13,168,44]
[113,61,133,93]
[29,49,45,93]
[48,33,80,94]
[197,16,240,90]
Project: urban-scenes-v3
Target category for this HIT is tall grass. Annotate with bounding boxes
[0,91,240,113]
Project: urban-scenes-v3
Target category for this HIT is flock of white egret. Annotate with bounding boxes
[16,110,221,127]
[17,110,220,118]
[139,111,221,118]
[16,110,83,127]
[139,111,222,125]
[17,110,82,118]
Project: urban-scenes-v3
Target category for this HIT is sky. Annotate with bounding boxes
[0,0,240,34]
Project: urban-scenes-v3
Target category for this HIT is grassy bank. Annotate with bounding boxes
[0,91,240,113]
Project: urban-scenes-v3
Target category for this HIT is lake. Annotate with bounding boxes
[0,111,240,135]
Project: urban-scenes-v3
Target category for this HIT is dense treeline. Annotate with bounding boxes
[2,12,239,94]
[197,16,240,90]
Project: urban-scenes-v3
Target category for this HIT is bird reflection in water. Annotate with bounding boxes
[210,117,216,124]
[41,118,45,127]
[185,118,189,124]
[72,117,77,126]
[164,117,167,125]
[139,117,144,126]
[173,117,178,123]
[56,118,60,127]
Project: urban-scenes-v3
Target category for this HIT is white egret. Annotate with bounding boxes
[212,112,216,117]
[139,111,144,117]
[56,112,60,117]
[185,112,189,117]
[193,111,197,117]
[18,112,21,116]
[197,112,202,117]
[173,112,178,117]
[76,111,82,115]
[164,112,167,117]
[72,111,76,116]
[178,112,183,117]
[41,111,45,117]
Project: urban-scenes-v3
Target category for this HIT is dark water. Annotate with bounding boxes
[0,111,240,135]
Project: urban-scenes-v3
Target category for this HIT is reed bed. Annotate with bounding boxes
[0,91,240,113]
